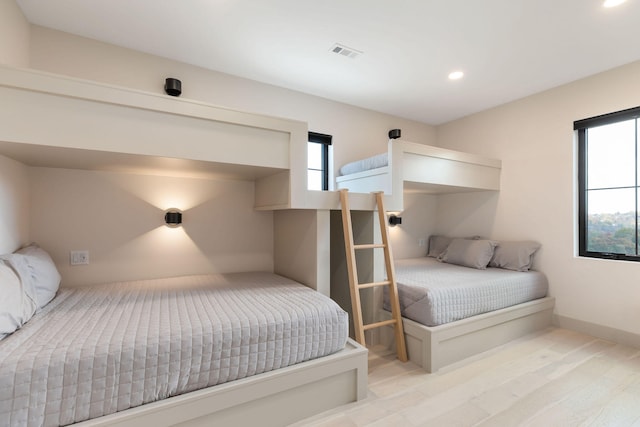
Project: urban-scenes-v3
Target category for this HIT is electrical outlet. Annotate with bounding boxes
[70,250,89,265]
[418,238,426,247]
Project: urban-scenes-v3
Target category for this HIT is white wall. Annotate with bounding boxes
[0,0,29,67]
[435,60,640,336]
[29,167,273,286]
[0,154,29,253]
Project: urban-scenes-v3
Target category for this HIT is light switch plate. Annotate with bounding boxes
[70,250,89,265]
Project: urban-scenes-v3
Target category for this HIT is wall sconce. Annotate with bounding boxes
[164,209,182,227]
[389,214,402,226]
[164,78,182,97]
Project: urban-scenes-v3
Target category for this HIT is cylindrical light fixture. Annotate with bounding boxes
[164,209,183,227]
[164,78,182,96]
[389,214,402,226]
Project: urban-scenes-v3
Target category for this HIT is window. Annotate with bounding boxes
[576,106,640,261]
[308,131,332,191]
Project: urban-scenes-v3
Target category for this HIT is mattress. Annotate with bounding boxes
[0,272,349,427]
[383,257,548,326]
[339,152,388,176]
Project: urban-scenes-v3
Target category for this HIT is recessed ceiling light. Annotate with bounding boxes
[603,0,626,7]
[448,71,464,80]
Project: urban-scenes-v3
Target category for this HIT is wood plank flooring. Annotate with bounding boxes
[289,327,640,426]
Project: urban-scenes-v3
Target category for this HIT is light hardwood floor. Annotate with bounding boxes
[290,327,640,426]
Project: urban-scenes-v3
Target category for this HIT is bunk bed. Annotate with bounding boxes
[0,65,368,427]
[336,139,502,211]
[0,65,306,211]
[336,142,554,372]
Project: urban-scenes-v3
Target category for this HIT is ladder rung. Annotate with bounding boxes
[357,280,391,290]
[363,319,397,331]
[354,243,385,250]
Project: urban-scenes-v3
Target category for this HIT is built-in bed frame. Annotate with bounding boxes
[75,339,367,427]
[336,139,555,372]
[0,65,368,426]
[336,139,502,211]
[377,298,555,373]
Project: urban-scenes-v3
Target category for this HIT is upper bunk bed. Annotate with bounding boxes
[336,139,502,211]
[0,64,308,210]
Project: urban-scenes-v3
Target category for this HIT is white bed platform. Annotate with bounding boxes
[336,139,502,211]
[74,339,367,427]
[377,297,555,373]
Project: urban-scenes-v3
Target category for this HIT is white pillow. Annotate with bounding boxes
[15,244,61,309]
[0,258,38,340]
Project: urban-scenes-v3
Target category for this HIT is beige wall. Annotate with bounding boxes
[29,167,273,286]
[390,193,438,259]
[0,0,29,67]
[0,154,29,253]
[274,209,330,295]
[435,60,640,335]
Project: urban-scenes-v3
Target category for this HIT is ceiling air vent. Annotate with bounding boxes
[330,43,362,59]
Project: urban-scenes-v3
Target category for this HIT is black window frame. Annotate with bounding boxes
[575,105,640,262]
[308,131,332,191]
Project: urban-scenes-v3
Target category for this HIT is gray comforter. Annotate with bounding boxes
[384,257,548,326]
[0,273,348,427]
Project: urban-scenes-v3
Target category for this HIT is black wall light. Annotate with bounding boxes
[389,214,402,226]
[388,129,401,139]
[164,78,182,97]
[164,209,182,227]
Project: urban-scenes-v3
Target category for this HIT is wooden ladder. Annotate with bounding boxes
[339,189,407,362]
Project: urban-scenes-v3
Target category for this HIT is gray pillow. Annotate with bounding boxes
[427,235,452,258]
[489,240,541,271]
[438,238,497,269]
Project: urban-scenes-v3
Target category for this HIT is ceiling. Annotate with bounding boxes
[16,0,640,125]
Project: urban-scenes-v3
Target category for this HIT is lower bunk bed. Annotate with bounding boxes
[377,240,554,373]
[0,272,368,427]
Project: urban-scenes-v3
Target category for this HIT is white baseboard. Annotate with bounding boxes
[553,315,640,348]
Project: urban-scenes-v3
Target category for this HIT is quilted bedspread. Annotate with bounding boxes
[0,273,348,427]
[384,257,548,326]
